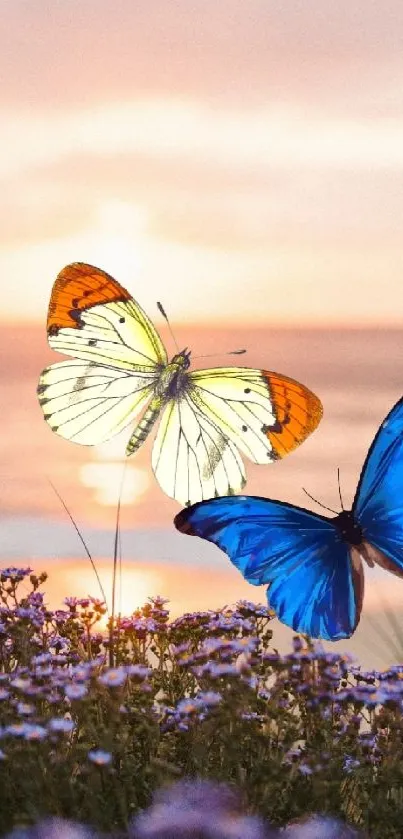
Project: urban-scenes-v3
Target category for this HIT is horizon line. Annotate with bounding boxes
[2,319,403,332]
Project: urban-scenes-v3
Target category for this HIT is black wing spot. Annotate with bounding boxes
[48,325,59,337]
[39,398,49,406]
[72,298,79,308]
[88,339,97,347]
[43,414,51,420]
[185,500,191,507]
[269,420,283,433]
[37,385,46,395]
[83,290,92,298]
[244,388,251,394]
[242,425,248,432]
[119,317,125,324]
[261,424,269,434]
[69,308,85,329]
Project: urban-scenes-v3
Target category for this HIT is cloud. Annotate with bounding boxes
[2,1,403,114]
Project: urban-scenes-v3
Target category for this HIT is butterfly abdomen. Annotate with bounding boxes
[126,355,190,457]
[126,400,162,456]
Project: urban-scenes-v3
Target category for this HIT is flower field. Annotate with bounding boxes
[0,567,402,837]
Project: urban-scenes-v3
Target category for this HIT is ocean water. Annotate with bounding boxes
[1,323,403,667]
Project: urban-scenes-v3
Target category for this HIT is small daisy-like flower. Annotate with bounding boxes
[1,566,33,582]
[48,718,75,734]
[6,723,28,737]
[176,698,200,716]
[10,677,31,692]
[126,663,152,680]
[197,691,222,707]
[64,683,88,700]
[88,749,112,766]
[299,763,313,776]
[99,667,127,688]
[24,724,47,741]
[17,702,35,716]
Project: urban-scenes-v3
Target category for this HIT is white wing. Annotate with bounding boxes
[38,360,156,445]
[39,263,166,447]
[152,392,246,505]
[189,367,322,462]
[47,262,167,371]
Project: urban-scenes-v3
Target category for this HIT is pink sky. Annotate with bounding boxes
[1,2,403,324]
[2,5,403,663]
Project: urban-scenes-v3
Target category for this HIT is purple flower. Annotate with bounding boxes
[298,763,313,776]
[130,778,270,839]
[5,818,96,837]
[126,663,152,680]
[23,724,47,741]
[0,566,33,582]
[236,600,274,618]
[197,691,222,707]
[16,702,35,716]
[283,815,364,837]
[48,718,75,734]
[88,749,112,766]
[192,662,239,679]
[99,667,127,688]
[176,698,200,716]
[343,756,361,774]
[6,723,30,737]
[64,684,88,700]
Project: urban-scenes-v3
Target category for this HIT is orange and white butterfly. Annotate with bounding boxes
[38,263,323,506]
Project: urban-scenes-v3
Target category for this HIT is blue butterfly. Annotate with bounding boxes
[174,397,403,641]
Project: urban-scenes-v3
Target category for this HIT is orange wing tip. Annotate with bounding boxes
[47,262,132,335]
[263,372,323,459]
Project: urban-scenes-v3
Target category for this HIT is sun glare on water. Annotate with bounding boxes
[79,462,149,506]
[64,566,163,627]
[79,433,151,506]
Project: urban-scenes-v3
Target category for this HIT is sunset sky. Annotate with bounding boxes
[2,3,403,660]
[2,1,403,325]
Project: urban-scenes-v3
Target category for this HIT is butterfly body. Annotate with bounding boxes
[175,397,403,639]
[39,262,322,505]
[126,349,191,455]
[332,510,364,547]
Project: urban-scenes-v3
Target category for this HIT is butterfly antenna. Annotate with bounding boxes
[193,349,247,359]
[109,461,127,667]
[47,479,108,611]
[302,487,338,515]
[157,301,180,353]
[337,467,344,511]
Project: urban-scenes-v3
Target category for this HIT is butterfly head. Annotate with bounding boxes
[333,510,363,546]
[171,348,191,370]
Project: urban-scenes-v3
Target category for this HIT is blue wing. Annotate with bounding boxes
[174,496,364,640]
[354,397,403,573]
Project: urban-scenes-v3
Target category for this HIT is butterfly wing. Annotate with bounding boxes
[175,496,364,640]
[189,368,322,463]
[38,360,156,445]
[38,263,166,446]
[353,396,403,573]
[152,391,246,505]
[45,262,167,369]
[151,367,322,505]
